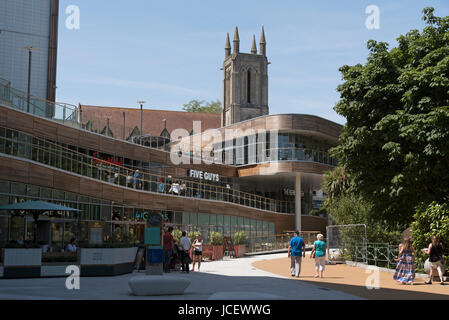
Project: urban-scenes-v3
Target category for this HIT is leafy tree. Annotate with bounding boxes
[332,7,449,225]
[322,167,351,200]
[183,100,222,114]
[411,202,449,268]
[322,167,402,243]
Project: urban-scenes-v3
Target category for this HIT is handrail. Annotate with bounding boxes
[172,144,338,167]
[0,80,337,168]
[0,126,296,214]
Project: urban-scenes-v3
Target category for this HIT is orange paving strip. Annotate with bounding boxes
[253,256,449,300]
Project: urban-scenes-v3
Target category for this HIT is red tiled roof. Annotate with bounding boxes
[79,105,221,139]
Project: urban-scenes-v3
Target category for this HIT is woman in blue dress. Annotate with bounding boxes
[393,238,416,285]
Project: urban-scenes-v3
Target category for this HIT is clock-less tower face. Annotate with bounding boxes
[222,28,269,127]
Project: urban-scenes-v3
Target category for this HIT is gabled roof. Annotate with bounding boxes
[79,105,221,139]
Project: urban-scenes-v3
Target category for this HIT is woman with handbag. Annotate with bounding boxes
[311,234,327,278]
[424,236,445,285]
[192,234,203,272]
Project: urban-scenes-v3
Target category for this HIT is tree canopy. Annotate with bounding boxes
[182,100,222,114]
[332,7,449,225]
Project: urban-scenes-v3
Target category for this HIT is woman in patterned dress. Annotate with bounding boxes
[393,238,416,285]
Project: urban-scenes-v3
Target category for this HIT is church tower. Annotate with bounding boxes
[222,26,269,127]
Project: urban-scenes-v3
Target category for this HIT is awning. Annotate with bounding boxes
[0,200,80,212]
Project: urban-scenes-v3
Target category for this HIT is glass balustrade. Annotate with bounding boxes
[0,126,295,215]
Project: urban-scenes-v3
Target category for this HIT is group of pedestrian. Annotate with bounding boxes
[158,179,187,196]
[288,231,327,278]
[163,227,204,273]
[393,235,445,286]
[125,170,142,189]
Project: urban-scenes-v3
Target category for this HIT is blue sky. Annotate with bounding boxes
[57,0,449,125]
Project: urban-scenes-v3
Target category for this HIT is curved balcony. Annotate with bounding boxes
[0,126,295,215]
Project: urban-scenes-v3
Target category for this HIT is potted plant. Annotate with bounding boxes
[233,231,248,257]
[208,231,224,261]
[173,229,182,244]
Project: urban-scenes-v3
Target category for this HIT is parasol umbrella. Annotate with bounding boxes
[0,200,81,243]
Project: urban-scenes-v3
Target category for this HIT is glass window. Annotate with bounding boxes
[27,185,40,198]
[198,213,209,226]
[182,212,190,225]
[11,182,26,196]
[189,212,197,226]
[223,215,231,237]
[174,212,182,225]
[0,181,10,194]
[231,216,238,235]
[41,187,52,199]
[0,215,9,244]
[209,214,216,226]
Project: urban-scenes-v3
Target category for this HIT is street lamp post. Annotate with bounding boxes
[24,46,36,113]
[137,101,146,145]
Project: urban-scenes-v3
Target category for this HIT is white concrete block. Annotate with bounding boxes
[128,275,191,296]
[41,265,79,277]
[4,249,42,267]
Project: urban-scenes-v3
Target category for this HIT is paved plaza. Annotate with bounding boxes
[254,255,449,300]
[0,253,360,300]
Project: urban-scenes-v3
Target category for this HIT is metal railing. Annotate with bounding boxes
[0,126,295,214]
[328,242,426,270]
[245,232,320,254]
[0,77,79,126]
[0,79,338,169]
[172,143,338,167]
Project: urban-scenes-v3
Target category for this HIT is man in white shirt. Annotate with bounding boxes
[180,232,192,273]
[169,181,180,195]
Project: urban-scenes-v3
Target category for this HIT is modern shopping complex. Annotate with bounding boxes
[0,0,342,274]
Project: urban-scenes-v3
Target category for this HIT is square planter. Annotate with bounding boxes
[3,248,42,278]
[234,244,246,258]
[212,245,224,260]
[202,245,224,261]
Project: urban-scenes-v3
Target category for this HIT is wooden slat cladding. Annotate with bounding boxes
[302,216,327,234]
[0,106,237,177]
[28,165,54,187]
[57,125,79,146]
[0,107,7,126]
[238,161,334,177]
[0,155,295,231]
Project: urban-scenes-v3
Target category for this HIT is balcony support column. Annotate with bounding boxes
[295,174,302,232]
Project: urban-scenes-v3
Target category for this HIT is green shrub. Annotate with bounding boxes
[188,231,199,243]
[42,252,78,263]
[233,231,247,245]
[411,202,449,270]
[172,229,183,243]
[210,232,222,246]
[78,242,137,248]
[3,242,41,249]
